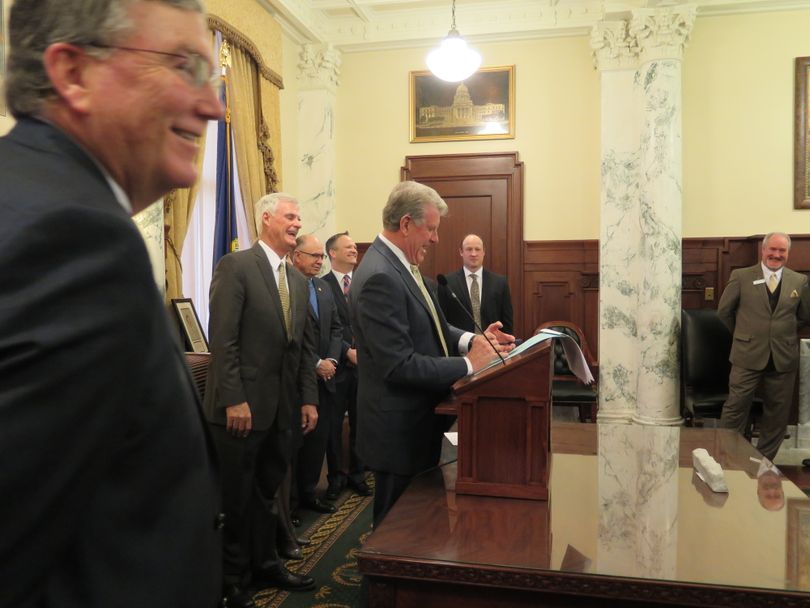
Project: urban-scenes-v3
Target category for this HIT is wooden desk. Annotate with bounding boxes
[358,423,810,607]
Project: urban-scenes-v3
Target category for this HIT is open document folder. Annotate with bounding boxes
[474,329,595,384]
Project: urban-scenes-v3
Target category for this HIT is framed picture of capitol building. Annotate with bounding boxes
[410,65,515,143]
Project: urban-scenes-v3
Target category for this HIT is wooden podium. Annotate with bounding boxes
[438,340,553,501]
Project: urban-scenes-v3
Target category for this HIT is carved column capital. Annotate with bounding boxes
[298,43,342,91]
[590,20,639,72]
[630,5,697,64]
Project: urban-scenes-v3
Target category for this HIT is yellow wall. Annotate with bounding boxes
[279,9,810,243]
[683,9,810,237]
[334,36,600,243]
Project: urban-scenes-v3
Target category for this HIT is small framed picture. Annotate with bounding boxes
[795,57,810,209]
[171,298,208,353]
[409,65,515,143]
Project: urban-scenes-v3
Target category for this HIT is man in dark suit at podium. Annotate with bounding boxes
[438,234,514,335]
[350,181,514,526]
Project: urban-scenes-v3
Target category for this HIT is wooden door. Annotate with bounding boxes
[402,152,525,336]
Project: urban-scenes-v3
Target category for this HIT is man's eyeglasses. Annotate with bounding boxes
[87,44,221,89]
[297,251,326,261]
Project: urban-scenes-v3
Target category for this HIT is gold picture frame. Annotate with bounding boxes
[171,298,209,353]
[794,56,810,209]
[787,498,810,589]
[409,65,515,143]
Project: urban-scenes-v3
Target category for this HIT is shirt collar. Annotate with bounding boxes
[761,263,783,281]
[259,239,285,271]
[331,268,352,283]
[378,233,412,272]
[464,268,482,280]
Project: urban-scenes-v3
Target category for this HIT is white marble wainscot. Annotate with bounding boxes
[132,199,166,295]
[297,43,340,243]
[597,423,679,579]
[629,5,695,426]
[591,20,640,423]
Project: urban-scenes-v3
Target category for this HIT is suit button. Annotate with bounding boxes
[215,512,226,530]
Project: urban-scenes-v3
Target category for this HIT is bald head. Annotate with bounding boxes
[460,234,485,272]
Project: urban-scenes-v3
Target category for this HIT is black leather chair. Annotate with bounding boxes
[534,321,598,423]
[680,308,761,431]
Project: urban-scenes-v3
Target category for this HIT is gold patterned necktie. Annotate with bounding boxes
[278,261,292,336]
[470,273,482,333]
[767,273,778,294]
[410,265,449,356]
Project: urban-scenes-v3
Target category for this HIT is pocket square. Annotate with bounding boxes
[791,289,799,298]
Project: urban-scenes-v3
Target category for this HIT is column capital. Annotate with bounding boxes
[298,43,341,91]
[590,20,638,72]
[630,5,697,64]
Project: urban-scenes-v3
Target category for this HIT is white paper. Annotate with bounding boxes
[444,432,458,446]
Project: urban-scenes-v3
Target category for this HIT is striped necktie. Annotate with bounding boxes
[278,261,291,337]
[342,274,351,299]
[470,273,482,333]
[410,265,448,356]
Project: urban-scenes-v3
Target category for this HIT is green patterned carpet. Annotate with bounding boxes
[253,485,373,608]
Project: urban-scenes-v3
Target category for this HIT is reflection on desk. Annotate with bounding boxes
[360,423,810,608]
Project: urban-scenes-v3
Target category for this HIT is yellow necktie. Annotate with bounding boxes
[410,265,449,356]
[470,273,482,333]
[278,261,291,337]
[767,273,778,294]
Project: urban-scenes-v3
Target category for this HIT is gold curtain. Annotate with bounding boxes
[228,47,268,242]
[163,133,207,304]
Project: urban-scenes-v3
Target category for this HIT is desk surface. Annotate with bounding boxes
[359,423,810,607]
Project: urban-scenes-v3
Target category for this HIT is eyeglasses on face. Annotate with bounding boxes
[87,44,221,89]
[297,251,326,261]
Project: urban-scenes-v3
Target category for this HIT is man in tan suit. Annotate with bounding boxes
[718,232,810,460]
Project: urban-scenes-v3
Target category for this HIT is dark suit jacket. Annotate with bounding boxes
[0,118,221,608]
[205,244,318,431]
[438,267,514,334]
[322,271,356,382]
[717,264,810,372]
[308,276,345,395]
[350,237,468,476]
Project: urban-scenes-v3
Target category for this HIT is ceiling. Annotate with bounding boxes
[257,0,810,51]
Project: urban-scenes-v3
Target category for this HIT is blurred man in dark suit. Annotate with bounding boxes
[322,231,372,499]
[292,234,344,513]
[350,181,514,526]
[0,1,223,606]
[438,234,514,335]
[206,193,319,606]
[718,232,810,461]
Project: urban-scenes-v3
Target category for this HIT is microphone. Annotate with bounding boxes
[437,274,506,366]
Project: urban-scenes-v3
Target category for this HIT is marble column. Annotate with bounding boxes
[797,339,810,448]
[597,424,679,578]
[592,20,641,424]
[630,6,695,425]
[297,43,340,241]
[591,6,695,425]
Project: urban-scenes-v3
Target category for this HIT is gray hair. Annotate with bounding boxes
[762,232,791,250]
[254,192,299,232]
[382,181,447,232]
[6,0,205,118]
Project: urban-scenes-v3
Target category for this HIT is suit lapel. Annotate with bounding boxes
[253,243,288,332]
[451,271,472,312]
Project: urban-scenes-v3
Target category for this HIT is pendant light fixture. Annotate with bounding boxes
[426,0,481,82]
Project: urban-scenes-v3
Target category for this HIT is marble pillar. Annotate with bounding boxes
[630,6,694,425]
[591,6,695,425]
[297,43,340,242]
[592,20,641,424]
[597,423,679,579]
[797,339,810,448]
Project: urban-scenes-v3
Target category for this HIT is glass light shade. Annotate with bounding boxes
[426,34,481,82]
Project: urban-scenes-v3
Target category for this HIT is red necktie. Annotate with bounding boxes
[342,274,351,298]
